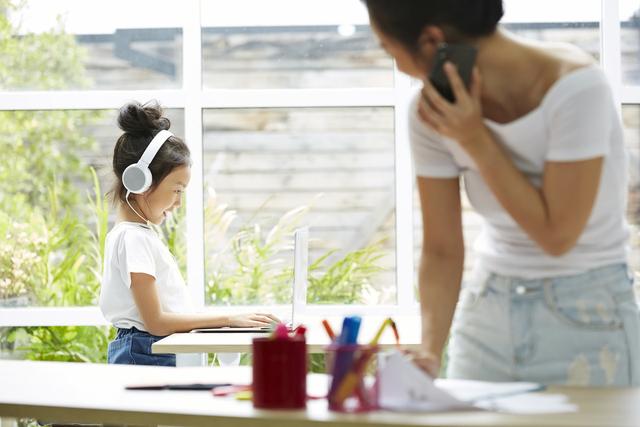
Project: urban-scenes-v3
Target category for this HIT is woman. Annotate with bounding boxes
[363,0,640,386]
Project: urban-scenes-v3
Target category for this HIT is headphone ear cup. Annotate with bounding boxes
[122,163,152,194]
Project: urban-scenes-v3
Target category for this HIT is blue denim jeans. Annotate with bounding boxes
[107,327,176,367]
[447,263,640,386]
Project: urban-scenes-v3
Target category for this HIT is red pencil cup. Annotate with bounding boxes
[326,344,379,413]
[252,336,307,409]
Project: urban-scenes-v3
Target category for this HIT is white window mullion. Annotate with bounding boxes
[0,90,186,111]
[198,88,395,108]
[0,89,396,111]
[393,68,416,309]
[183,0,206,309]
[601,0,622,109]
[0,307,107,327]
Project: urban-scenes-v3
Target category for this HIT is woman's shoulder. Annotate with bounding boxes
[536,43,607,104]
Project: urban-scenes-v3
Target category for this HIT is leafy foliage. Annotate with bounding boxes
[0,0,112,363]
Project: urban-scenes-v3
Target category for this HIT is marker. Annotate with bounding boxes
[338,316,361,345]
[321,319,336,341]
[272,322,290,340]
[126,382,231,391]
[369,318,392,345]
[211,385,251,397]
[294,324,307,338]
[334,317,400,404]
[328,316,362,402]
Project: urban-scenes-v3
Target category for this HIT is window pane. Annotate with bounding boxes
[200,0,393,89]
[0,108,184,308]
[203,107,396,306]
[624,105,640,279]
[621,0,640,86]
[3,0,183,90]
[503,0,601,61]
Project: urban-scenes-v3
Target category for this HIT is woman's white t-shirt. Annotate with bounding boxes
[409,66,629,278]
[99,221,192,331]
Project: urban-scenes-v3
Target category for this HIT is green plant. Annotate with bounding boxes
[9,170,112,361]
[206,201,310,305]
[0,212,48,300]
[201,193,388,373]
[306,242,386,304]
[204,192,387,307]
[0,0,110,363]
[157,202,187,277]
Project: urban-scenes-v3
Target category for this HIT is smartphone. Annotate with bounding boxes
[428,43,478,103]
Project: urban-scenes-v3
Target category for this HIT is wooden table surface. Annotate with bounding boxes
[2,360,640,427]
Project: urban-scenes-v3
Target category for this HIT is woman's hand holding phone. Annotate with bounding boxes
[419,62,491,156]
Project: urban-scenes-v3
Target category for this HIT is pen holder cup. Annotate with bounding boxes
[326,343,379,413]
[252,336,307,409]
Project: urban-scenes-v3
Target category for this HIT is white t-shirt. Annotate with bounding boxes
[409,66,629,278]
[99,222,192,331]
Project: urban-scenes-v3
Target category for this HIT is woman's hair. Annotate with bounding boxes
[109,100,190,204]
[363,0,503,51]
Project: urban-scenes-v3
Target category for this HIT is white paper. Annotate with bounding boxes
[377,351,472,412]
[377,351,576,415]
[435,378,544,403]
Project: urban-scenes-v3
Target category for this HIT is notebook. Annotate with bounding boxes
[190,227,308,334]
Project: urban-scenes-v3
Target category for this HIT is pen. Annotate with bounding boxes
[321,319,336,341]
[328,316,361,401]
[211,385,252,397]
[369,317,393,345]
[126,382,231,391]
[338,316,361,345]
[333,317,399,404]
[294,324,307,338]
[271,322,290,340]
[389,318,400,345]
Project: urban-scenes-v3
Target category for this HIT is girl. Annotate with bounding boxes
[99,100,279,366]
[363,0,640,385]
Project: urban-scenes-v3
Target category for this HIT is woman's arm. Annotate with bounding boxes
[416,176,465,370]
[130,273,278,336]
[420,63,603,256]
[463,134,602,256]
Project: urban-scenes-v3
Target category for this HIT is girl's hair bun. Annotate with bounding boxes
[117,99,171,137]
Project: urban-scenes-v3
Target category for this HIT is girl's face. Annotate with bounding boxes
[134,165,191,225]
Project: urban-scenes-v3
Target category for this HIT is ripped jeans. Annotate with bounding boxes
[446,263,640,386]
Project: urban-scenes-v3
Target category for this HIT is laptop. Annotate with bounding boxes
[191,227,308,334]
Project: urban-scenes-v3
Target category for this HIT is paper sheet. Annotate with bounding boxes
[377,351,472,411]
[377,351,577,414]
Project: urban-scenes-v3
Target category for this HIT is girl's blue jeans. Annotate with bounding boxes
[107,326,176,367]
[447,263,640,386]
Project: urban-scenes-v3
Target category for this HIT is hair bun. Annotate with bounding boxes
[117,100,171,137]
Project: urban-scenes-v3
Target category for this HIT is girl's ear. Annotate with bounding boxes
[417,25,445,56]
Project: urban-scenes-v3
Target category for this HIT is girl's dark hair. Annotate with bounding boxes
[109,100,190,204]
[363,0,503,50]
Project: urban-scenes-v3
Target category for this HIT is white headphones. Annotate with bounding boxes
[122,129,174,194]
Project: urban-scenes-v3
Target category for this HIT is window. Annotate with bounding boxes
[0,0,637,362]
[202,107,396,306]
[4,0,184,90]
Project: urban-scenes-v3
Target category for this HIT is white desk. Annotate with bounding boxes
[1,360,640,427]
[153,315,423,355]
